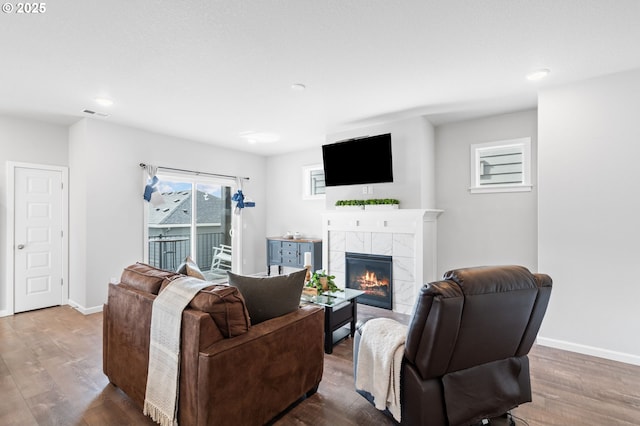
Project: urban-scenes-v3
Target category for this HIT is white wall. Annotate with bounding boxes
[265,116,436,276]
[434,110,538,276]
[325,116,436,209]
[266,116,436,244]
[0,116,69,315]
[68,119,267,311]
[68,120,88,308]
[538,69,640,365]
[265,147,325,239]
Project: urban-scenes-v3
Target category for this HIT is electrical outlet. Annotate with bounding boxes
[362,186,368,194]
[368,185,374,194]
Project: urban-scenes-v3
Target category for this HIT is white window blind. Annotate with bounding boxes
[302,164,326,200]
[470,138,532,193]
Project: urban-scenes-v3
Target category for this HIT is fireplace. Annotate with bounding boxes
[345,252,392,310]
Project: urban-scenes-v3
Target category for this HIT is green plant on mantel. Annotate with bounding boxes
[335,198,400,207]
[306,270,341,292]
[364,198,399,205]
[335,199,365,206]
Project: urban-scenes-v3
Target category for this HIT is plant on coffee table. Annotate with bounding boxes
[306,270,341,293]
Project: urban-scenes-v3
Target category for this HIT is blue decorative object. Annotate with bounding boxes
[232,189,255,214]
[232,189,245,209]
[144,176,159,202]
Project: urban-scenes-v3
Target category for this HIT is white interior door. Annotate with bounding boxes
[14,166,64,313]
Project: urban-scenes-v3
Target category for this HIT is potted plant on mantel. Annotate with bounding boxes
[335,199,400,210]
[364,198,400,210]
[335,199,365,210]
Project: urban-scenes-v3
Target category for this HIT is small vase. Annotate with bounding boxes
[319,277,328,291]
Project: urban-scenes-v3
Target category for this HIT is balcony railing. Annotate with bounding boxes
[148,232,227,272]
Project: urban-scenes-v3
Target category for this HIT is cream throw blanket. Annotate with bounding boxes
[355,318,408,422]
[144,276,211,426]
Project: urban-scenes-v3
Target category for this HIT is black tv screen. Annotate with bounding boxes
[322,133,393,186]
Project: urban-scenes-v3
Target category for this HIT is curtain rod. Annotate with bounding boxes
[139,163,249,181]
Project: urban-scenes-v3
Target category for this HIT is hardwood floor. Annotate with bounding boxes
[1,305,639,425]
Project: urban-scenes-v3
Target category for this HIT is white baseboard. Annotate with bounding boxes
[67,299,103,315]
[537,336,640,366]
[1,303,102,317]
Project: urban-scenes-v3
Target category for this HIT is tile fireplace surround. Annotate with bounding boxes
[322,209,443,314]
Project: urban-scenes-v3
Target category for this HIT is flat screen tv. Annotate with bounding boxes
[322,133,393,186]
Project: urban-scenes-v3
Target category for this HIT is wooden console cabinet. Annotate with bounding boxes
[266,237,322,275]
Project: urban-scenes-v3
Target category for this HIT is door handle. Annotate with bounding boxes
[17,244,25,250]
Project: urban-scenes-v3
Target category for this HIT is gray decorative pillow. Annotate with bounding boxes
[228,269,306,325]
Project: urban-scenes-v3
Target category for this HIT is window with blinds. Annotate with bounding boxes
[470,138,532,193]
[302,164,326,200]
[310,169,326,195]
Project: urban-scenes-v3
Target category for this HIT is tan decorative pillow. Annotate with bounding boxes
[176,255,206,280]
[188,284,251,338]
[120,262,180,295]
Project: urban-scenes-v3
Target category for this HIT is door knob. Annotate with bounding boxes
[17,244,25,249]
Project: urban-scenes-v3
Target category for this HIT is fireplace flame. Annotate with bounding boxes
[356,270,389,297]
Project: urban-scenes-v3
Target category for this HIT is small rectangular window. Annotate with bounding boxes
[302,164,326,200]
[470,138,532,193]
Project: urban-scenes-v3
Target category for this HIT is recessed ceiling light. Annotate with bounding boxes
[290,83,306,91]
[526,68,550,81]
[95,97,114,107]
[239,131,280,144]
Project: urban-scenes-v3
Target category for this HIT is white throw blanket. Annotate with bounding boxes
[143,276,211,426]
[355,318,408,422]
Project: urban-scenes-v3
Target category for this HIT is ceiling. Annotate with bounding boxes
[2,1,640,156]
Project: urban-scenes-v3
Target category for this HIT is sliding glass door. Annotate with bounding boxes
[146,174,237,278]
[194,182,233,278]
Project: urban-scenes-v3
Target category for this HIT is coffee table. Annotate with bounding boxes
[301,288,365,354]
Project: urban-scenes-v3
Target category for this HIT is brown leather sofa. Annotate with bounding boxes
[354,265,552,426]
[103,263,324,426]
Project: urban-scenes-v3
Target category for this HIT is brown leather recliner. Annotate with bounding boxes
[354,265,552,426]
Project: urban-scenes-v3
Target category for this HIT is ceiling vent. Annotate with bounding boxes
[83,109,109,117]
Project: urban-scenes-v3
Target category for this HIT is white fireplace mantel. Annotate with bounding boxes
[322,209,443,314]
